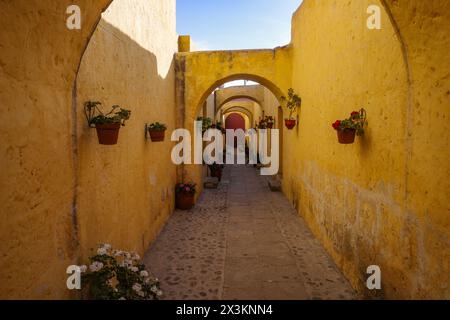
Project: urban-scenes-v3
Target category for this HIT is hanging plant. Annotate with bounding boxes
[280,88,302,130]
[85,101,131,145]
[332,109,367,144]
[147,122,167,142]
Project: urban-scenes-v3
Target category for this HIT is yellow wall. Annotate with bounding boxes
[0,0,177,299]
[1,0,448,300]
[76,0,178,263]
[0,0,112,299]
[283,0,449,299]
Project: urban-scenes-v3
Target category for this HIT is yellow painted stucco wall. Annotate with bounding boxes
[0,0,177,299]
[283,0,449,299]
[215,85,265,110]
[0,0,112,299]
[218,100,262,126]
[75,0,178,265]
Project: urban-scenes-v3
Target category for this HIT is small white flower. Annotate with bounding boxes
[151,286,158,293]
[132,253,141,261]
[140,271,149,278]
[132,283,142,292]
[157,290,163,297]
[131,267,139,273]
[89,261,104,272]
[102,244,112,250]
[114,250,123,257]
[97,248,107,256]
[80,265,88,273]
[137,290,145,298]
[119,297,126,301]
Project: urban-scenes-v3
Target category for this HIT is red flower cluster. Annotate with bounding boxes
[332,120,341,130]
[351,111,360,117]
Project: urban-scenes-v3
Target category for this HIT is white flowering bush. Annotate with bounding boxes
[80,244,163,300]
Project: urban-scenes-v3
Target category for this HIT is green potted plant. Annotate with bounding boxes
[280,88,302,130]
[175,183,196,210]
[215,122,226,134]
[332,109,367,144]
[80,244,162,300]
[197,117,213,133]
[84,101,131,145]
[257,117,267,129]
[265,116,275,129]
[147,122,167,142]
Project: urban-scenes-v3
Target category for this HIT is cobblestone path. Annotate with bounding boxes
[144,165,356,300]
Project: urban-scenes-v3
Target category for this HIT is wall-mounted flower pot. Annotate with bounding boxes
[337,129,356,144]
[95,123,121,145]
[176,193,195,210]
[285,119,296,130]
[148,129,166,142]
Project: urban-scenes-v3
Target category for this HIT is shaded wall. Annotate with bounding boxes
[0,0,112,299]
[284,0,449,299]
[76,0,178,261]
[0,0,177,299]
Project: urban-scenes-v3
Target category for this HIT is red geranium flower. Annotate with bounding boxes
[351,111,359,117]
[332,120,341,130]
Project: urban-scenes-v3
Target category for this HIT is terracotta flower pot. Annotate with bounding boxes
[95,123,121,145]
[148,129,166,142]
[337,129,356,144]
[176,193,195,210]
[285,119,296,130]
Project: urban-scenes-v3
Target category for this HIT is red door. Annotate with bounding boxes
[225,113,246,148]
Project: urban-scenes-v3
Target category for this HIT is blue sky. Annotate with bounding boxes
[176,0,303,51]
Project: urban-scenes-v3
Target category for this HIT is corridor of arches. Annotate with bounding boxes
[0,0,449,300]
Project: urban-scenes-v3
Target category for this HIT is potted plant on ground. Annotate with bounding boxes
[265,116,275,129]
[332,109,367,144]
[147,122,167,142]
[175,183,196,210]
[281,88,302,130]
[257,117,267,129]
[80,243,162,300]
[85,101,131,145]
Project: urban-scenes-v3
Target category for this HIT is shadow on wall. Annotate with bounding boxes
[0,0,112,299]
[75,19,177,265]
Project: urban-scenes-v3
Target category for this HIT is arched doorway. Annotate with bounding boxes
[225,113,246,148]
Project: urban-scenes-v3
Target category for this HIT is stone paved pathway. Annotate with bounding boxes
[144,165,357,300]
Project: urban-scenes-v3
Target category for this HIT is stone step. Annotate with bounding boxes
[204,177,219,189]
[267,176,282,192]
